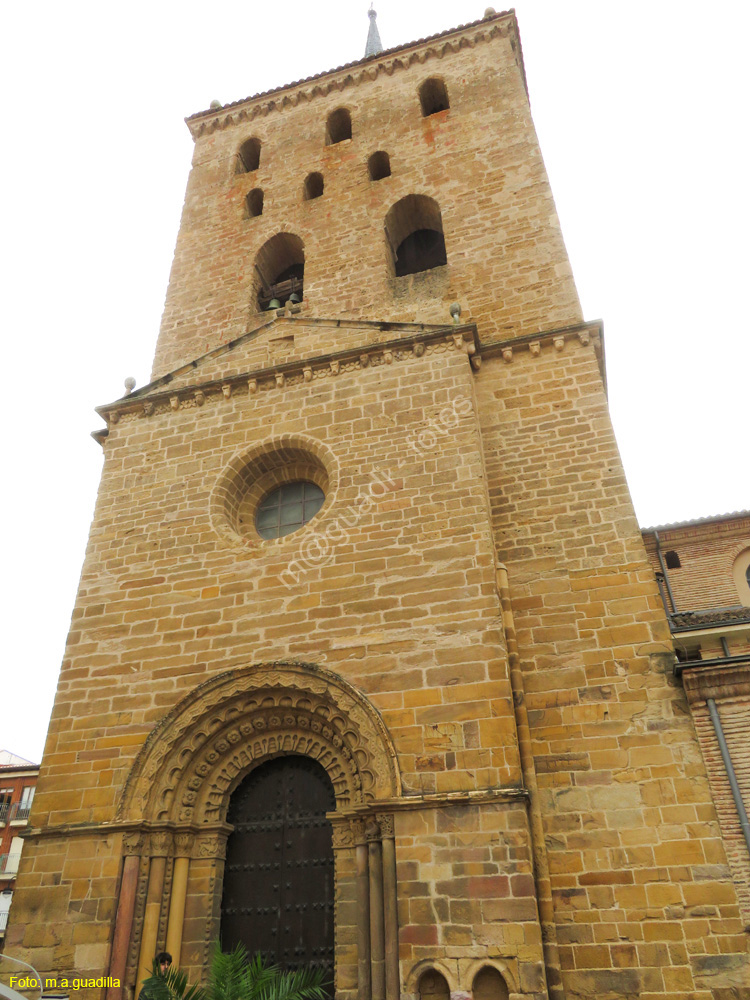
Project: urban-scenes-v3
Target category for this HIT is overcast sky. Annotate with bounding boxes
[1,1,748,764]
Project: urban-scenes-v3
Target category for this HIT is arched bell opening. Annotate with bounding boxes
[254,232,305,311]
[385,194,447,277]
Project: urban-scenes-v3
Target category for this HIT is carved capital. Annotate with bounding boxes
[365,818,381,843]
[149,831,173,857]
[174,832,195,857]
[331,823,355,850]
[352,818,368,846]
[377,813,395,839]
[194,833,227,859]
[123,832,145,856]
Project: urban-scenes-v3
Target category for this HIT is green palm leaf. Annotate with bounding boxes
[139,943,329,1000]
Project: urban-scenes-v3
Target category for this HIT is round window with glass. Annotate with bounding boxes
[255,480,325,539]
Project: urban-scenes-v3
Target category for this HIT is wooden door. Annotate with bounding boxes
[220,755,336,987]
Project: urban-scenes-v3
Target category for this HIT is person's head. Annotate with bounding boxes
[156,952,172,974]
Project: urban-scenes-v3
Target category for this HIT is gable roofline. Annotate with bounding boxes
[116,316,464,409]
[641,510,750,534]
[185,9,523,139]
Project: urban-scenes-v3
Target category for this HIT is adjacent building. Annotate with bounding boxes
[0,751,39,949]
[642,512,750,931]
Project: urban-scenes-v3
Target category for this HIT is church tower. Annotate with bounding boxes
[9,9,749,1000]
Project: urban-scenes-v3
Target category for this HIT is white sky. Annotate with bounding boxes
[1,1,748,763]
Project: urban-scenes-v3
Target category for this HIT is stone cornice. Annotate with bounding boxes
[679,658,750,703]
[95,323,479,430]
[90,319,605,444]
[186,10,521,139]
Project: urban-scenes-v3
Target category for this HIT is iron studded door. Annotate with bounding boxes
[220,755,336,985]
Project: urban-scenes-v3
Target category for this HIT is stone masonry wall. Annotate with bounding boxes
[151,16,581,379]
[11,345,534,994]
[474,342,750,998]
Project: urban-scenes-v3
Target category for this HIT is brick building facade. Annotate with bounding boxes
[7,9,750,1000]
[642,513,750,936]
[0,751,39,948]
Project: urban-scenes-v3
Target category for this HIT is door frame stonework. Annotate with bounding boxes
[110,662,401,1000]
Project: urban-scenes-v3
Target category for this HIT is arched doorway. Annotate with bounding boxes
[220,755,336,984]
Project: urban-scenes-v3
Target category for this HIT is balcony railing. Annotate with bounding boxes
[10,803,32,822]
[0,804,10,824]
[0,853,22,876]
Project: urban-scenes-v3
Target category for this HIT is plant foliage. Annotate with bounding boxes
[139,943,328,1000]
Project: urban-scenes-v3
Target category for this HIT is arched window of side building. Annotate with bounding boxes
[732,548,750,607]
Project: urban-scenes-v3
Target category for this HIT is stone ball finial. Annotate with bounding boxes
[484,7,496,17]
[124,377,136,395]
[209,99,222,109]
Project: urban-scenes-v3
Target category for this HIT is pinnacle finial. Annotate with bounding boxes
[365,4,383,58]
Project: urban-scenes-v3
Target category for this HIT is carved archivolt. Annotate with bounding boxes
[118,661,400,824]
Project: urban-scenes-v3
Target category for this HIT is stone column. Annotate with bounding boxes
[354,819,371,1000]
[107,834,143,1000]
[165,832,193,965]
[378,814,399,1000]
[137,832,172,988]
[367,820,385,1000]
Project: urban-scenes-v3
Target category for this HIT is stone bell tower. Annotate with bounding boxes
[9,8,749,1000]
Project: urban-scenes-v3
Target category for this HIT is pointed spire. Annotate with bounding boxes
[364,4,383,58]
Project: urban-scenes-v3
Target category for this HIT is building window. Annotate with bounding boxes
[304,172,324,200]
[236,137,261,173]
[732,548,750,607]
[326,108,352,145]
[419,78,450,117]
[665,550,681,569]
[245,189,264,218]
[255,481,325,539]
[368,151,391,181]
[385,194,447,276]
[17,786,34,820]
[254,232,305,311]
[0,790,11,824]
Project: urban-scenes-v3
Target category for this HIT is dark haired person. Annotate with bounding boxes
[138,952,172,1000]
